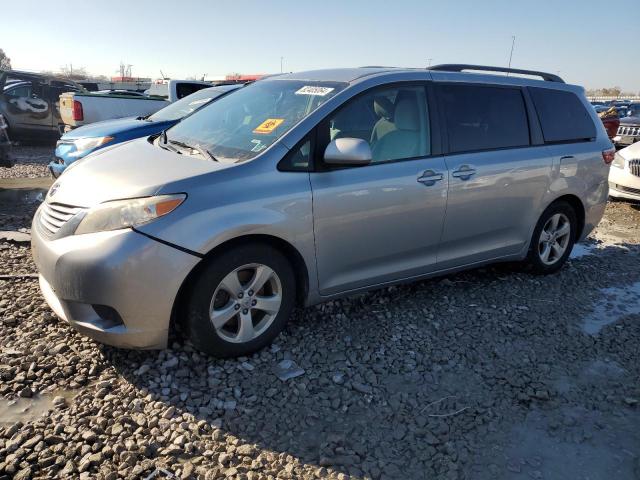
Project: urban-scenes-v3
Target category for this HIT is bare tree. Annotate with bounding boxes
[0,49,11,70]
[59,64,88,80]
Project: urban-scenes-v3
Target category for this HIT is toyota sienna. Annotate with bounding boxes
[31,65,613,357]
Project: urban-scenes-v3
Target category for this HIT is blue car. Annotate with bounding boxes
[50,84,241,177]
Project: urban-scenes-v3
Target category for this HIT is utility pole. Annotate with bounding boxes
[507,35,516,72]
[280,56,284,73]
[427,58,433,68]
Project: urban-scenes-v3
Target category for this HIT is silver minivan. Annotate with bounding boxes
[32,65,613,357]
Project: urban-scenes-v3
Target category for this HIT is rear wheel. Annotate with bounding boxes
[525,201,577,274]
[184,243,296,357]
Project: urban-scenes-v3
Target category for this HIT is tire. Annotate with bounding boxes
[525,201,577,274]
[184,243,296,358]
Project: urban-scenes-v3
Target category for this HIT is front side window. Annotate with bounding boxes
[176,83,210,99]
[529,87,596,143]
[326,85,430,163]
[440,84,530,153]
[165,79,346,163]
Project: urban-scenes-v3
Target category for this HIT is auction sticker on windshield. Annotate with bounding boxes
[253,118,285,134]
[295,86,335,96]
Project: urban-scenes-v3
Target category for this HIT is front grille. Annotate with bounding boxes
[39,202,83,235]
[629,159,640,178]
[617,125,640,136]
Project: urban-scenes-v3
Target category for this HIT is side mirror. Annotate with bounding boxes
[323,138,372,166]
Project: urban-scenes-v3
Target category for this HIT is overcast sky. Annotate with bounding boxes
[2,0,638,91]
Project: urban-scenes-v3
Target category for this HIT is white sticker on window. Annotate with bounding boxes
[295,86,335,96]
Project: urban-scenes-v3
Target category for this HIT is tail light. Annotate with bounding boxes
[602,149,615,165]
[72,100,84,121]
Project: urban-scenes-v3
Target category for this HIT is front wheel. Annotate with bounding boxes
[525,201,577,274]
[184,243,296,357]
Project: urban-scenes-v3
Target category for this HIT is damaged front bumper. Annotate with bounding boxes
[31,206,200,349]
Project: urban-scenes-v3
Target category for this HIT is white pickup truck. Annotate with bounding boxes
[59,79,211,129]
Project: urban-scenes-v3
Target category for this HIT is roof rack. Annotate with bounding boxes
[428,64,564,83]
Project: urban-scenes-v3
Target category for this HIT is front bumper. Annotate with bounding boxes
[31,210,200,349]
[608,165,640,201]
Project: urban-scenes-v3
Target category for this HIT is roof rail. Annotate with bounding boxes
[428,64,564,83]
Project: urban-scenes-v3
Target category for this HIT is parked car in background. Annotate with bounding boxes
[0,113,12,167]
[616,105,628,118]
[597,106,620,140]
[609,142,640,200]
[32,65,612,357]
[59,80,213,131]
[0,70,81,140]
[614,103,640,148]
[50,84,242,177]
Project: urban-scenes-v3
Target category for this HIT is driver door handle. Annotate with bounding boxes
[417,170,444,186]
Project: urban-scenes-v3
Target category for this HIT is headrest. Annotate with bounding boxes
[373,96,394,120]
[394,99,419,130]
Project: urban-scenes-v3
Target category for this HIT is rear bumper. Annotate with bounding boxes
[31,211,200,349]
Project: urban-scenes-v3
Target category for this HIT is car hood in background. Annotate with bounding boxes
[49,138,232,207]
[620,116,640,126]
[618,141,640,159]
[61,117,174,140]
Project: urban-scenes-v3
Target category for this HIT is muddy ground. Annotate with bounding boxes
[0,146,638,479]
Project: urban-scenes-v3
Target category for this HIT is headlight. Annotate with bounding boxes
[73,136,114,154]
[75,194,186,235]
[612,152,625,169]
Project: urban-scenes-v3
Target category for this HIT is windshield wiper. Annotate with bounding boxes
[168,139,217,162]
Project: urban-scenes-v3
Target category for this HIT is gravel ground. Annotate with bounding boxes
[0,145,55,179]
[0,184,639,478]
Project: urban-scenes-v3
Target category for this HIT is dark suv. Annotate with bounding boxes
[0,70,81,141]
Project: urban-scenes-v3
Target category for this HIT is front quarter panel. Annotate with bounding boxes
[135,144,316,289]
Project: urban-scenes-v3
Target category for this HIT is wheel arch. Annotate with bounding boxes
[547,193,586,240]
[170,234,311,334]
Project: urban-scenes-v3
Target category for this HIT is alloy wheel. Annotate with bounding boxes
[538,213,571,265]
[209,263,282,343]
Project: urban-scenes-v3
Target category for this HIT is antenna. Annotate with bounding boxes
[507,36,516,75]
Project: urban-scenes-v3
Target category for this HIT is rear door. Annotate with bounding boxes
[435,83,554,269]
[310,83,449,295]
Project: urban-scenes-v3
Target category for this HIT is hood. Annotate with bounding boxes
[49,138,232,207]
[61,117,174,140]
[620,116,640,126]
[619,141,640,160]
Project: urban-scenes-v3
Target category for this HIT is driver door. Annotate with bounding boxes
[310,83,449,295]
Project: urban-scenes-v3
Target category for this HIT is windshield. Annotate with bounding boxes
[149,87,237,122]
[164,79,347,163]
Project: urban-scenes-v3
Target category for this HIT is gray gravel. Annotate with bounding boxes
[0,177,639,478]
[0,145,54,179]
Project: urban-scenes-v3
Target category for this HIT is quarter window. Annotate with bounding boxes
[440,84,530,153]
[326,85,430,163]
[529,87,596,143]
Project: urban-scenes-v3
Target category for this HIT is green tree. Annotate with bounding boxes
[0,49,11,70]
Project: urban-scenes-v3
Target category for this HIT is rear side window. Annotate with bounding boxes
[439,84,530,153]
[176,83,209,99]
[529,87,596,143]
